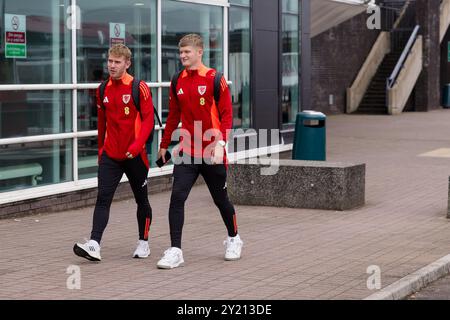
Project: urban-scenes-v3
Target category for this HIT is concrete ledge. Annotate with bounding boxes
[228,159,365,211]
[364,254,450,300]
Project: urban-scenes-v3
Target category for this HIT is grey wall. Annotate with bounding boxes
[440,27,450,98]
[251,0,280,130]
[310,12,380,114]
[415,0,441,111]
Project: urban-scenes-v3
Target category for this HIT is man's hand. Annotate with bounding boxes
[126,142,143,159]
[211,143,224,165]
[125,151,134,159]
[158,148,168,164]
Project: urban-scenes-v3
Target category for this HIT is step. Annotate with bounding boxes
[355,109,388,115]
[359,102,386,107]
[366,87,387,91]
[357,106,387,111]
[361,101,386,105]
[357,105,387,110]
[362,96,386,100]
[363,92,386,95]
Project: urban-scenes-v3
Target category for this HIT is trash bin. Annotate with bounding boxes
[292,110,326,161]
[443,84,450,108]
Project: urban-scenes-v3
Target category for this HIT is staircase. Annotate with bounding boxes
[356,0,415,114]
[356,50,403,114]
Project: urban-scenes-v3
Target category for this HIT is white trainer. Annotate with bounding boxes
[133,240,150,258]
[157,247,184,269]
[224,234,243,261]
[73,239,101,261]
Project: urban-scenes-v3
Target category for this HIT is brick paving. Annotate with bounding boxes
[2,110,450,300]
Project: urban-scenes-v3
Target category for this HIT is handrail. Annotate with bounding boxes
[386,25,420,89]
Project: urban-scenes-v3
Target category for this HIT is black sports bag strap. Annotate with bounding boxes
[98,79,109,109]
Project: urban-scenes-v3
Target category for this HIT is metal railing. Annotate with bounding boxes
[385,0,418,91]
[386,24,420,89]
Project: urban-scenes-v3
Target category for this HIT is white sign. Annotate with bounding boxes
[109,23,125,46]
[5,13,27,58]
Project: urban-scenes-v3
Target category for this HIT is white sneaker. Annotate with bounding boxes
[157,247,184,269]
[133,240,150,258]
[73,239,101,261]
[224,234,243,261]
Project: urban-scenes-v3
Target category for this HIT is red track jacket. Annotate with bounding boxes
[160,64,232,159]
[96,72,154,168]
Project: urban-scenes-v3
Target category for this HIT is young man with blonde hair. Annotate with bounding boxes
[156,34,243,269]
[73,44,154,261]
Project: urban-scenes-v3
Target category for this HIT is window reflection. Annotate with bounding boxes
[229,2,251,128]
[0,90,71,139]
[162,0,223,81]
[77,89,99,132]
[77,0,157,83]
[78,137,98,180]
[0,139,72,192]
[0,0,71,84]
[282,0,300,124]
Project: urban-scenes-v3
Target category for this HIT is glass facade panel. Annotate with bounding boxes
[78,136,98,179]
[229,3,251,128]
[0,139,72,192]
[77,89,98,132]
[0,0,71,84]
[77,0,157,83]
[162,0,223,81]
[282,0,298,13]
[229,0,250,6]
[282,0,300,124]
[0,90,71,138]
[161,86,170,124]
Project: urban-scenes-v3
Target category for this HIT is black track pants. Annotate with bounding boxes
[90,152,152,244]
[169,162,238,249]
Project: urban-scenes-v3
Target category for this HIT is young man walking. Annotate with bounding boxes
[156,34,243,269]
[73,44,154,261]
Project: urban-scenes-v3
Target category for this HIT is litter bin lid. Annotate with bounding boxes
[299,110,326,119]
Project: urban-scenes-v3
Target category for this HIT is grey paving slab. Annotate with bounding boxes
[2,110,450,299]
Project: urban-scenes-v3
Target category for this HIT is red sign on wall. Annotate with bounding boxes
[6,31,25,43]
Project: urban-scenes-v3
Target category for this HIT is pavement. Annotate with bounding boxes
[2,109,450,300]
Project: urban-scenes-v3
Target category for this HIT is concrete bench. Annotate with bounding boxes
[228,159,365,211]
[0,163,43,186]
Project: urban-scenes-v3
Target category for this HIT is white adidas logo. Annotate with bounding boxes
[177,88,184,95]
[103,96,109,103]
